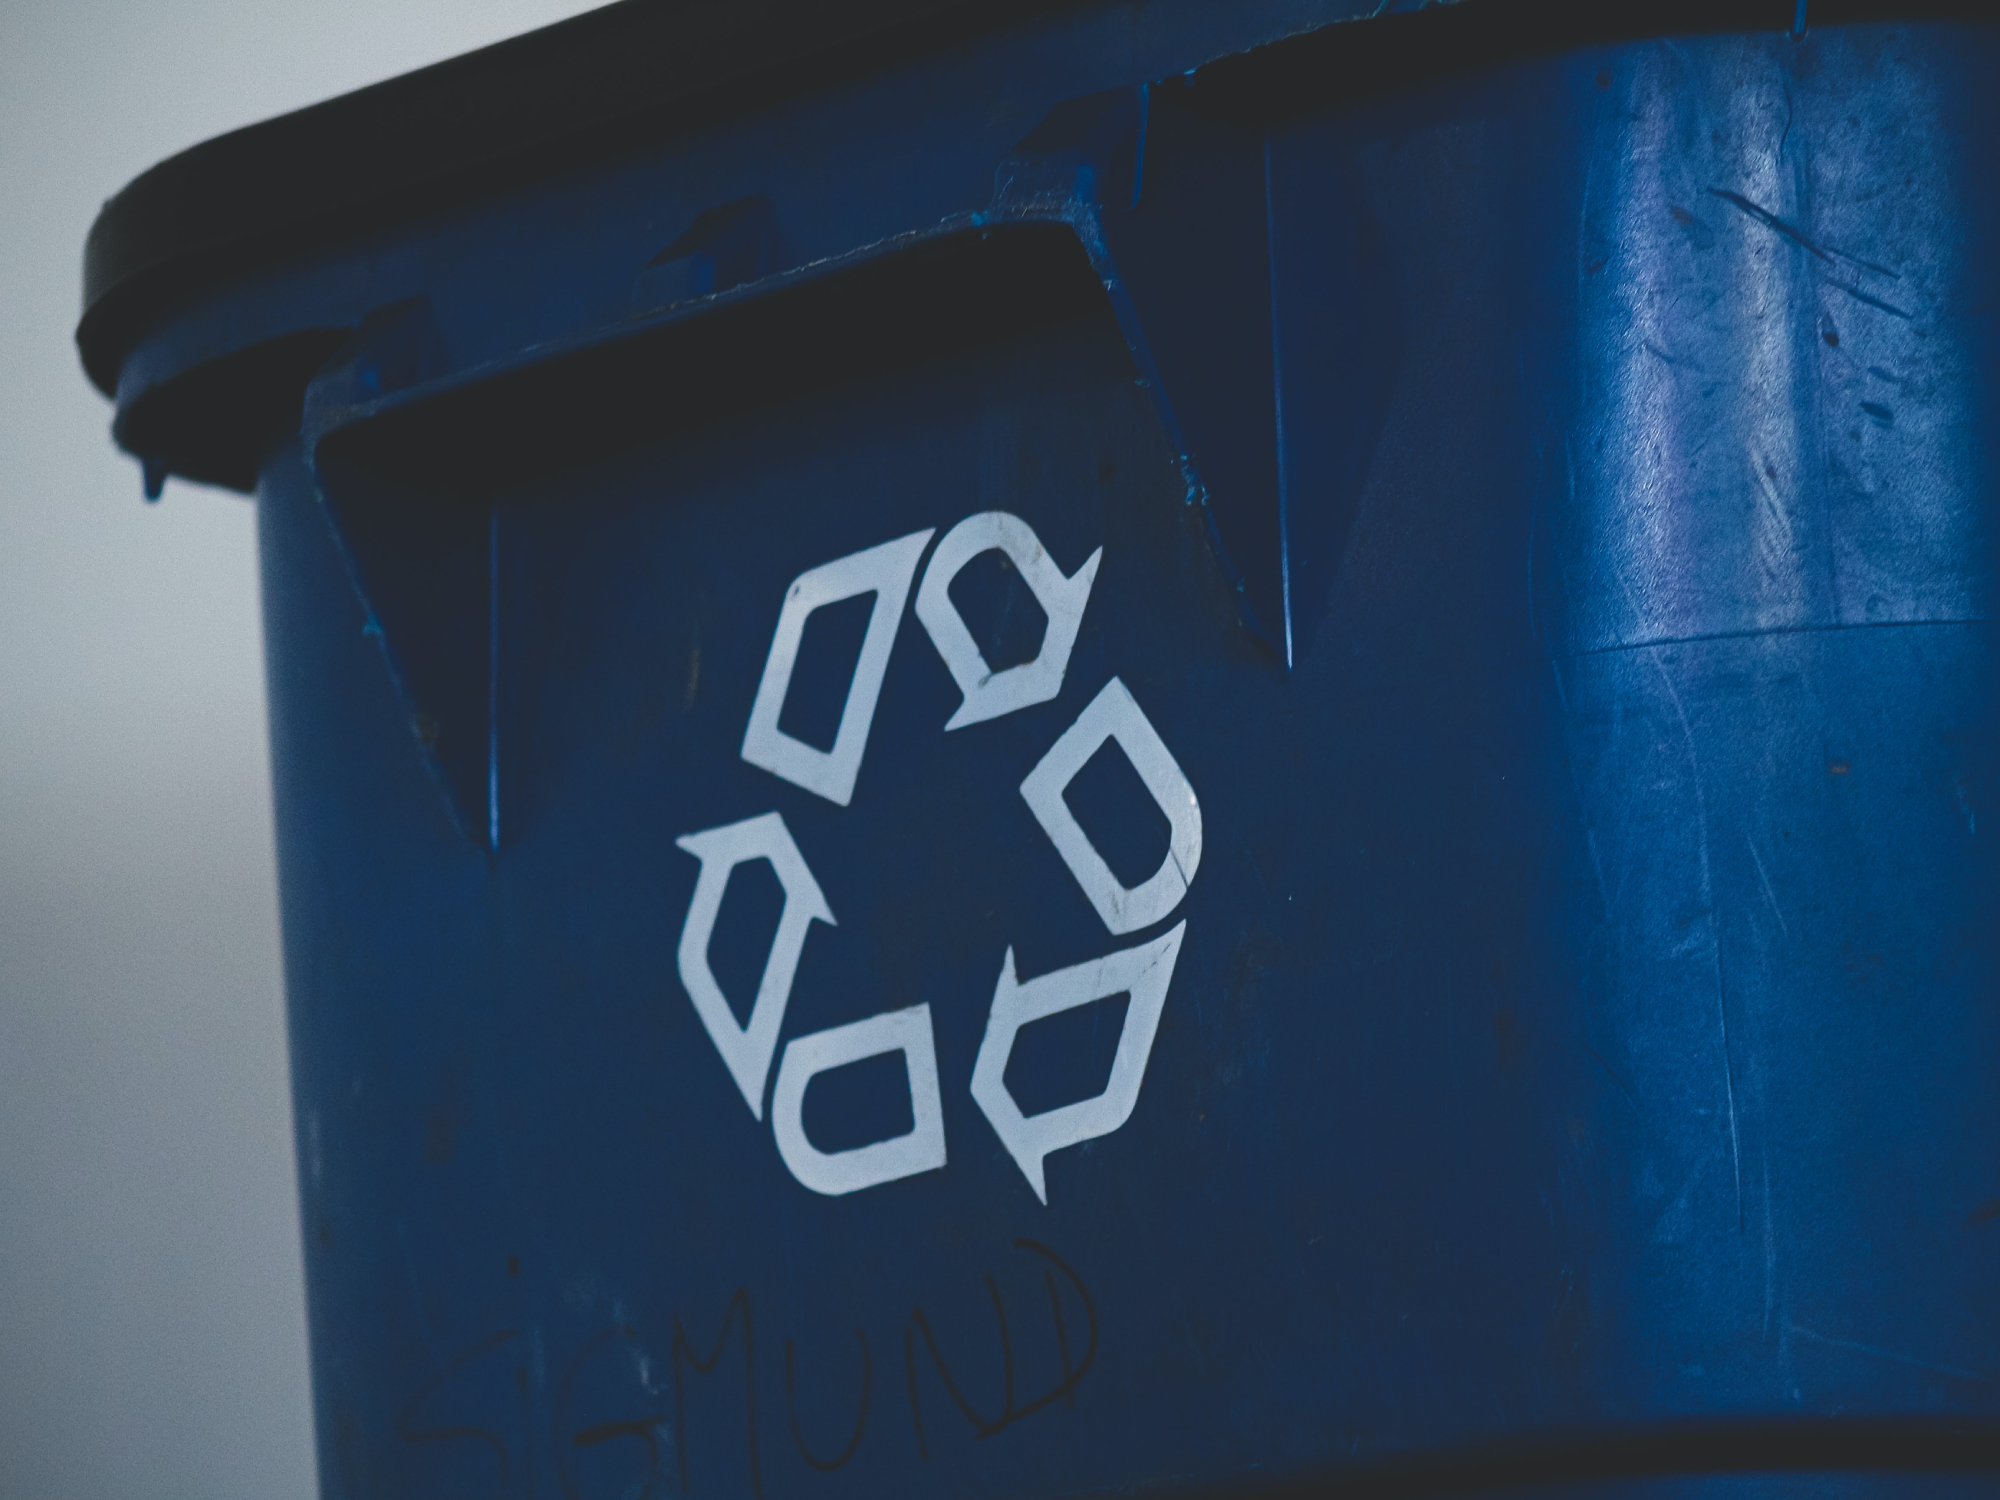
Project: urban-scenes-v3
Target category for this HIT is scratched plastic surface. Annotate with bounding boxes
[170,16,2000,1500]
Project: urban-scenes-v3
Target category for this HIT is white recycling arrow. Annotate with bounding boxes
[674,811,835,1118]
[1019,677,1202,936]
[914,511,1101,730]
[770,1004,948,1196]
[742,528,934,806]
[969,921,1187,1203]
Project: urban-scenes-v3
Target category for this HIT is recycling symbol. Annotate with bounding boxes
[673,513,1201,1203]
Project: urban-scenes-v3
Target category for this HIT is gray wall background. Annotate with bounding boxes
[0,3,598,1494]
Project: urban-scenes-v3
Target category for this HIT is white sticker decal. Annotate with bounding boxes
[681,518,1203,1200]
[741,528,935,806]
[913,511,1102,730]
[771,1004,948,1195]
[675,812,835,1119]
[1018,677,1202,935]
[970,922,1187,1203]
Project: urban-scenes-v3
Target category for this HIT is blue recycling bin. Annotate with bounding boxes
[81,2,2000,1496]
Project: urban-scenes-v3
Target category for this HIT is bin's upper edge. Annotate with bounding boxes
[77,0,1990,402]
[74,0,1090,398]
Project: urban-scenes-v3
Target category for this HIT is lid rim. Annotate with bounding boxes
[80,0,1990,398]
[77,0,1086,397]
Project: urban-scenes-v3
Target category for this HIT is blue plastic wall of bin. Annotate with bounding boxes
[88,3,2000,1497]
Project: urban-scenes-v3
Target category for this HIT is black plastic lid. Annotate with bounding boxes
[77,0,1085,397]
